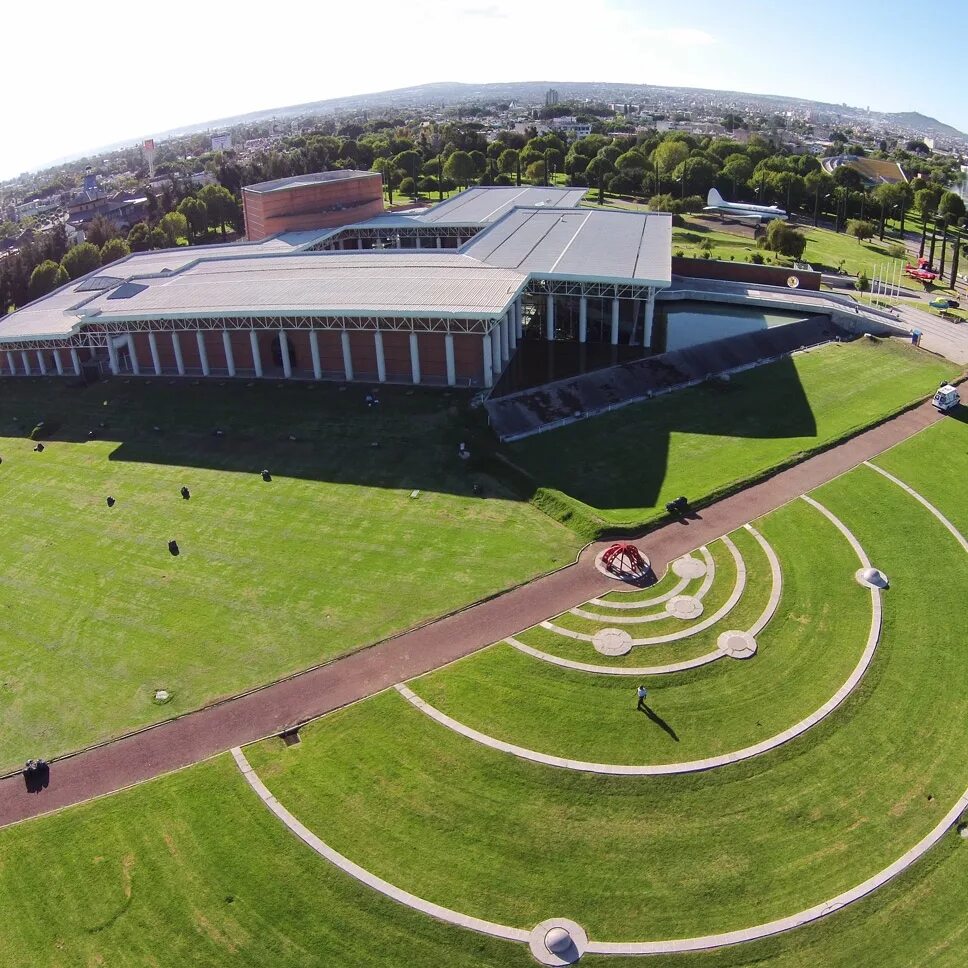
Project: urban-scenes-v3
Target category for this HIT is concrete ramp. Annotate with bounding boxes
[486,315,845,441]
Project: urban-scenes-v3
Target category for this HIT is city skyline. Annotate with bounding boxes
[3,0,967,181]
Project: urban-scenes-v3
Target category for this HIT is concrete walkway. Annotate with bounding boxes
[0,395,954,828]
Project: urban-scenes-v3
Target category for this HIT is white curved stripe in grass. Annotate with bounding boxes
[507,636,726,676]
[403,499,876,775]
[234,743,968,956]
[580,546,714,613]
[571,548,716,623]
[584,787,968,956]
[863,460,968,554]
[744,523,783,637]
[541,536,745,646]
[231,747,529,944]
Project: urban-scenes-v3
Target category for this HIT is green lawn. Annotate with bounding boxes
[507,339,958,535]
[247,459,968,940]
[410,498,869,764]
[0,378,579,771]
[0,751,964,967]
[1,421,966,967]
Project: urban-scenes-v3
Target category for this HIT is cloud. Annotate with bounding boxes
[634,26,716,46]
[461,3,509,15]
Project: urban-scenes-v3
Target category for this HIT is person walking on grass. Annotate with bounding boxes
[636,684,647,710]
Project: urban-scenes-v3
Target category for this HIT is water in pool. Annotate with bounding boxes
[656,300,814,353]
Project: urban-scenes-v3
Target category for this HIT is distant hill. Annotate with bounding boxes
[881,111,965,139]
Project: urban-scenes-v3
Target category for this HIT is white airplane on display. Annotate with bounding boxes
[703,188,788,224]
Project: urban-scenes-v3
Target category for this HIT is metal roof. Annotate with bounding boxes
[78,253,526,321]
[419,186,587,224]
[242,170,380,194]
[462,207,673,286]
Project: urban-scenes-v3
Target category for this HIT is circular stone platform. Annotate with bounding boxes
[592,628,633,656]
[594,548,652,583]
[666,595,704,620]
[672,554,707,579]
[718,630,758,659]
[856,567,889,589]
[529,918,588,966]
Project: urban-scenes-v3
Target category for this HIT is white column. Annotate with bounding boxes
[127,334,140,375]
[515,296,524,338]
[579,295,588,343]
[6,352,16,375]
[148,332,162,375]
[171,332,185,376]
[456,236,463,247]
[409,331,421,384]
[70,348,82,376]
[610,297,620,345]
[482,333,493,388]
[222,330,236,377]
[309,330,322,380]
[21,351,31,375]
[106,339,119,375]
[545,293,555,340]
[374,330,386,383]
[490,322,501,375]
[508,310,518,352]
[436,237,442,249]
[414,236,422,250]
[196,331,210,376]
[356,238,363,250]
[249,330,263,377]
[341,330,354,381]
[53,350,64,375]
[445,333,456,386]
[500,313,510,363]
[644,289,656,348]
[279,332,292,378]
[36,351,47,375]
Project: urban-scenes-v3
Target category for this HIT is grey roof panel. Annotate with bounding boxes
[421,186,586,224]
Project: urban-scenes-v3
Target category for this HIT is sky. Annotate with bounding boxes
[3,0,967,181]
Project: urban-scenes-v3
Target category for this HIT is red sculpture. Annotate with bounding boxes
[601,542,648,577]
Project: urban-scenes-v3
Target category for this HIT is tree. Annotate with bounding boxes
[148,227,169,249]
[197,183,239,237]
[871,183,902,240]
[100,238,131,265]
[497,148,519,175]
[393,150,423,199]
[938,191,966,226]
[28,260,69,300]
[525,160,546,184]
[652,140,689,194]
[177,196,208,241]
[127,222,151,252]
[721,154,753,196]
[159,211,188,247]
[443,150,475,190]
[85,215,118,248]
[846,219,876,243]
[61,242,102,280]
[856,271,870,293]
[761,220,807,259]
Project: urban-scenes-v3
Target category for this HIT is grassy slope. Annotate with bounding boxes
[246,464,968,940]
[0,378,579,770]
[0,752,963,968]
[410,499,869,764]
[873,415,968,534]
[508,339,957,535]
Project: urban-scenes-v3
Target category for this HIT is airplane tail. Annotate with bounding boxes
[707,187,724,206]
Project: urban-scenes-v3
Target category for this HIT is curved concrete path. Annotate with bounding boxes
[575,547,715,617]
[0,394,953,829]
[507,523,781,677]
[542,537,745,646]
[233,745,968,958]
[399,497,881,776]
